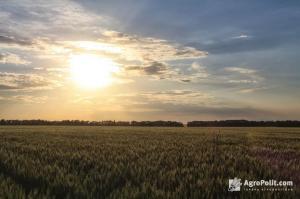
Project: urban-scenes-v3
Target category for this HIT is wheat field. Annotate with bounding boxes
[0,126,299,198]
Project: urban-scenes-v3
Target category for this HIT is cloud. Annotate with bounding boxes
[70,89,217,111]
[225,67,256,74]
[239,87,267,93]
[189,62,202,70]
[224,67,263,84]
[188,34,289,55]
[172,65,267,94]
[50,33,208,85]
[181,79,191,83]
[221,66,266,93]
[68,88,287,121]
[0,9,208,85]
[0,95,49,104]
[0,1,208,87]
[139,103,274,118]
[123,61,177,82]
[0,1,108,39]
[125,61,168,75]
[0,35,32,46]
[232,34,250,39]
[124,61,209,83]
[140,90,216,106]
[228,80,257,84]
[188,62,208,75]
[51,31,207,66]
[94,90,279,120]
[0,72,61,91]
[142,62,167,75]
[101,30,208,61]
[0,53,31,65]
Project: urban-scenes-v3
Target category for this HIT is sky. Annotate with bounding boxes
[0,0,300,121]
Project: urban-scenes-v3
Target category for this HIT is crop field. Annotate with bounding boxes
[0,126,299,198]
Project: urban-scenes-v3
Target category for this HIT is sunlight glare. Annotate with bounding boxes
[69,54,119,89]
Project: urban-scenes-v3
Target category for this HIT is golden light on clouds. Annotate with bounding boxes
[69,54,119,89]
[71,41,123,54]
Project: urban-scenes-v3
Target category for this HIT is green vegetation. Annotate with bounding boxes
[0,126,299,198]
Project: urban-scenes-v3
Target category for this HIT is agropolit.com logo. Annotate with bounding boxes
[228,177,294,192]
[228,178,242,191]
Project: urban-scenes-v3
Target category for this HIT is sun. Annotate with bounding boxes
[69,54,118,89]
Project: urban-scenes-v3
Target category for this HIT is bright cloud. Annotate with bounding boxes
[0,53,31,65]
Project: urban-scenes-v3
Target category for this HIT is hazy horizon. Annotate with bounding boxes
[1,0,300,121]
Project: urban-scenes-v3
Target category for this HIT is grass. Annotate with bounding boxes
[0,126,299,198]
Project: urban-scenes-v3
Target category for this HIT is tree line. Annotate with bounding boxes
[187,120,300,127]
[1,119,300,127]
[0,119,184,127]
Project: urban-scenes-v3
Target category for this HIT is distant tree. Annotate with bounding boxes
[187,120,300,127]
[0,119,299,127]
[130,120,184,127]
